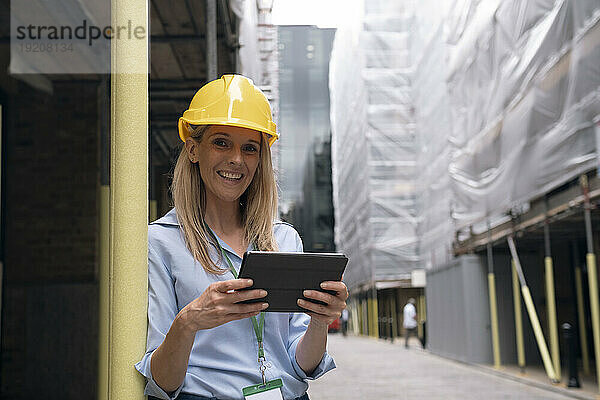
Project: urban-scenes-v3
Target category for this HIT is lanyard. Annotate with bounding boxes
[205,225,268,384]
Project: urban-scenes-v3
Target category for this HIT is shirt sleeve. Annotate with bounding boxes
[134,238,184,400]
[287,312,336,380]
[285,226,336,380]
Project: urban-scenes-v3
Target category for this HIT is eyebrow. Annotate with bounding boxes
[211,132,261,145]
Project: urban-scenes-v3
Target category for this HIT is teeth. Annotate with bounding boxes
[218,171,242,180]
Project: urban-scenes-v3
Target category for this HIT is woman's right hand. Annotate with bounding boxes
[177,279,268,333]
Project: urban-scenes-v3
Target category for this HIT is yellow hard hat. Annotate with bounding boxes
[178,74,278,146]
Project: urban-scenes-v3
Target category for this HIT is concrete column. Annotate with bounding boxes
[108,0,149,397]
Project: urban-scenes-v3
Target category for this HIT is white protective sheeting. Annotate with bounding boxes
[330,0,418,289]
[331,0,600,286]
[231,0,262,82]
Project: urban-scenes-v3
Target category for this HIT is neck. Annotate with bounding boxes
[204,195,243,235]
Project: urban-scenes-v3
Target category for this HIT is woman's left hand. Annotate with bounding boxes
[298,281,349,328]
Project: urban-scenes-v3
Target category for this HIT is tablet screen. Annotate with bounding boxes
[237,251,348,312]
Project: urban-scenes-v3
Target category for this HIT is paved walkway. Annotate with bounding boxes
[307,334,584,400]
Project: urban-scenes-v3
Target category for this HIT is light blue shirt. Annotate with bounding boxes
[135,208,335,400]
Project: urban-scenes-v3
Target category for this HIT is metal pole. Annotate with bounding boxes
[580,174,600,392]
[508,236,558,382]
[206,0,217,81]
[109,0,148,397]
[544,198,561,381]
[573,239,590,374]
[512,259,526,372]
[486,224,501,368]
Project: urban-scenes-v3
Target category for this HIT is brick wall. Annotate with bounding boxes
[1,79,99,399]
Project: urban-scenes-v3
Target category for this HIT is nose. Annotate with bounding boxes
[229,146,243,165]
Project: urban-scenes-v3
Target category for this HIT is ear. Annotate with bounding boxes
[184,138,198,163]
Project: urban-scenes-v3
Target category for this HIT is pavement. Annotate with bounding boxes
[307,334,594,400]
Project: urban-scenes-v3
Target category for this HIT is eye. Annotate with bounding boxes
[212,138,229,148]
[243,144,259,153]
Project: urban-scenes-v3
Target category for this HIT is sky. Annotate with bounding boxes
[271,0,347,28]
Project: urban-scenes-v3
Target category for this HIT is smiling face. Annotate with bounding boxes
[186,125,262,207]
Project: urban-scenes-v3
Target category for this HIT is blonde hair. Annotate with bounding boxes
[171,125,279,274]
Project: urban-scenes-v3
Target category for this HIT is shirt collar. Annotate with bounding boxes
[150,207,180,226]
[152,208,253,260]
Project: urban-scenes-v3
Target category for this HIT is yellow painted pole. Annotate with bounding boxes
[367,297,372,336]
[149,199,158,222]
[575,266,590,375]
[98,185,110,400]
[488,272,502,368]
[109,0,148,397]
[586,253,600,390]
[512,260,525,371]
[391,292,398,339]
[543,211,561,381]
[520,286,558,381]
[508,236,558,382]
[417,295,423,339]
[544,256,561,381]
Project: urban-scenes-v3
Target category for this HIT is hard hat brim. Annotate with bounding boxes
[178,117,278,147]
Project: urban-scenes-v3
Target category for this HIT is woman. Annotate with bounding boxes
[135,75,348,400]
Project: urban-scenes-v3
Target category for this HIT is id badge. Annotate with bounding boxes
[242,378,284,400]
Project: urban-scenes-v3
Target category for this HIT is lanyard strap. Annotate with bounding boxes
[205,225,266,360]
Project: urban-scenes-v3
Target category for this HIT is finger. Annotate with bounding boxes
[215,279,254,293]
[229,289,268,304]
[320,281,349,299]
[228,310,263,321]
[303,290,345,309]
[227,301,269,315]
[297,298,338,317]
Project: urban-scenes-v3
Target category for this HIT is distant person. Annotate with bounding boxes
[403,298,418,349]
[341,308,349,336]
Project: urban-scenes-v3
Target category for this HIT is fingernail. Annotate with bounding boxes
[246,279,253,285]
[297,299,304,304]
[320,282,327,289]
[260,290,268,296]
[262,303,269,309]
[303,290,309,296]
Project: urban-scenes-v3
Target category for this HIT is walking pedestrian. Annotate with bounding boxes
[341,308,349,336]
[135,75,349,400]
[403,298,418,349]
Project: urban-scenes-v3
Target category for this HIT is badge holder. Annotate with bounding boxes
[242,378,283,400]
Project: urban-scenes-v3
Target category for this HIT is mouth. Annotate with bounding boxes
[217,170,244,181]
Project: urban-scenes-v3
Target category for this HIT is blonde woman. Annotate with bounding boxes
[136,75,348,400]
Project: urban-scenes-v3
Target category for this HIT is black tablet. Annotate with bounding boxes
[237,251,348,312]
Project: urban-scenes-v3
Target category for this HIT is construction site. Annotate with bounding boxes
[0,0,599,399]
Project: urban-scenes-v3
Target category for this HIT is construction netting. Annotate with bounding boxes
[330,1,418,288]
[330,0,600,288]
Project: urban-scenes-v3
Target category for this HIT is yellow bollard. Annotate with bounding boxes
[545,256,561,381]
[587,253,600,390]
[512,260,525,371]
[575,267,590,375]
[488,273,501,368]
